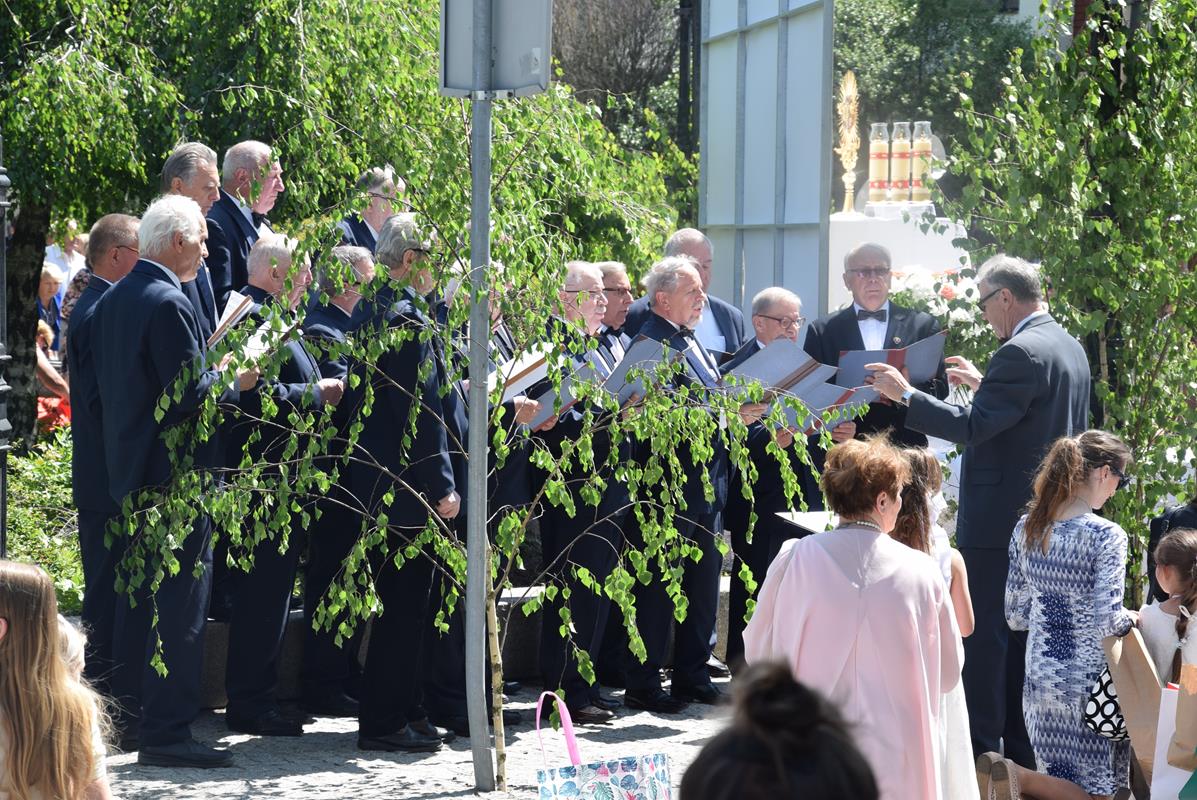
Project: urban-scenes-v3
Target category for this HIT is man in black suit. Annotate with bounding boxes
[803,242,948,451]
[162,142,221,339]
[93,195,257,768]
[867,254,1091,766]
[623,228,746,360]
[720,287,823,672]
[623,256,765,711]
[339,214,461,753]
[68,213,140,695]
[339,166,405,253]
[300,245,376,716]
[221,235,344,737]
[206,140,285,310]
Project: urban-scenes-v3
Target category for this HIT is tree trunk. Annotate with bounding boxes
[5,200,50,448]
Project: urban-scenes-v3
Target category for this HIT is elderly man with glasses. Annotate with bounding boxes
[866,254,1091,769]
[803,241,948,453]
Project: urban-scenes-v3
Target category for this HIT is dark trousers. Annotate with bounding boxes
[111,514,213,747]
[359,532,436,738]
[625,510,720,693]
[302,499,363,700]
[422,570,468,721]
[78,508,123,694]
[539,502,624,709]
[725,510,799,671]
[225,518,305,717]
[960,546,1035,768]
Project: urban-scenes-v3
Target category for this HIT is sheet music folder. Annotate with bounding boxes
[835,329,947,389]
[775,510,839,537]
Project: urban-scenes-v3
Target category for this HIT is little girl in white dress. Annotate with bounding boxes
[1139,528,1197,682]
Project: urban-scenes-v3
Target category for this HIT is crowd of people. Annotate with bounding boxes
[3,135,1195,800]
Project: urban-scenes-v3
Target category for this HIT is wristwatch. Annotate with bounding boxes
[899,388,915,406]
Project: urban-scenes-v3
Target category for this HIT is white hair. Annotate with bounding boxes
[977,254,1043,302]
[139,194,204,258]
[41,262,65,283]
[643,255,699,301]
[843,241,892,272]
[563,260,602,289]
[375,212,429,269]
[248,233,298,279]
[663,228,713,259]
[222,140,272,185]
[161,142,218,192]
[594,260,628,282]
[318,245,373,290]
[751,286,802,316]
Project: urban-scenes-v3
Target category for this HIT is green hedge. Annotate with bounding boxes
[6,428,84,614]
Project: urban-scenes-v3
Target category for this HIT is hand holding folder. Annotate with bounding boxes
[835,329,948,389]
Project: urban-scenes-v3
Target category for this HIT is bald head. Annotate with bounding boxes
[664,228,714,291]
[87,214,140,282]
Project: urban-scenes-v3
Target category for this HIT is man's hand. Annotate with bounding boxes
[236,367,261,391]
[436,491,461,519]
[318,378,344,406]
[533,414,558,433]
[864,362,912,403]
[774,427,795,448]
[511,396,540,426]
[738,402,768,425]
[830,421,857,443]
[945,355,983,391]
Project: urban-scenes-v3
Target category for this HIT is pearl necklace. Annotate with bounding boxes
[839,519,883,533]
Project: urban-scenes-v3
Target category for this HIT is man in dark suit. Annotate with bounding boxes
[623,228,746,360]
[68,213,140,695]
[623,256,765,712]
[221,235,344,737]
[300,245,375,717]
[162,142,221,339]
[339,215,461,753]
[206,140,285,310]
[803,242,948,451]
[93,195,257,768]
[720,287,823,672]
[867,254,1091,767]
[339,166,405,253]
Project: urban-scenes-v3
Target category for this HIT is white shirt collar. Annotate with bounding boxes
[142,258,182,290]
[364,217,380,239]
[1011,310,1048,339]
[228,189,256,228]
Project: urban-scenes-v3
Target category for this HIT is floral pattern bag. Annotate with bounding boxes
[535,691,672,800]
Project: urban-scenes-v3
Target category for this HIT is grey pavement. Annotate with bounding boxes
[107,680,730,799]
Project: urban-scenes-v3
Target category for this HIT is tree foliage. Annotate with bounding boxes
[947,0,1197,599]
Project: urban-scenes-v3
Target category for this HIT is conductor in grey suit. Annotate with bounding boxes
[866,255,1090,767]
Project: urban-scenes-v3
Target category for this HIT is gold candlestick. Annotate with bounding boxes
[835,71,860,214]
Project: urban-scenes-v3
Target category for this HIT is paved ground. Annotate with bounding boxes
[107,680,730,799]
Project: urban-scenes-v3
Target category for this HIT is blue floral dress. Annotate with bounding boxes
[1006,512,1135,795]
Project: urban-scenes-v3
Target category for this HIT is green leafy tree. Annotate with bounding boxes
[946,0,1197,600]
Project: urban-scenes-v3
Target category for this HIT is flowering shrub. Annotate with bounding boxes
[889,267,994,368]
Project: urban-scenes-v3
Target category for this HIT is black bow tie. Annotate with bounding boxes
[856,308,886,322]
[252,211,267,227]
[678,326,696,338]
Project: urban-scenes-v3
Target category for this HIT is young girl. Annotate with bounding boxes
[1140,528,1197,682]
[0,560,112,800]
[892,447,977,800]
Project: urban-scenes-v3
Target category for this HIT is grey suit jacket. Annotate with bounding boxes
[905,314,1090,549]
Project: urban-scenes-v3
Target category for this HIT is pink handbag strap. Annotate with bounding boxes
[535,690,582,768]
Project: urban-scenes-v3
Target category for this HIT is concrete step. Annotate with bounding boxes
[199,577,733,708]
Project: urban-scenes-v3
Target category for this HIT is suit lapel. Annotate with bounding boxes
[884,304,911,349]
[831,306,866,354]
[219,190,260,247]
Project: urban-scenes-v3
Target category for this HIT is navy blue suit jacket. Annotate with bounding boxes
[303,303,354,380]
[67,274,116,513]
[803,302,948,448]
[181,263,219,342]
[339,215,378,253]
[93,261,237,506]
[206,189,260,311]
[624,294,746,359]
[636,312,729,514]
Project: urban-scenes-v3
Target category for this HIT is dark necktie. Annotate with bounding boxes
[252,211,267,227]
[857,308,887,322]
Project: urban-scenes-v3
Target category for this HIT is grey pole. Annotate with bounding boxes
[465,0,496,789]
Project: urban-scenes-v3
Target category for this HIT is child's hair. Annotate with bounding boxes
[35,319,54,347]
[57,614,87,679]
[1154,528,1197,683]
[890,448,942,554]
[678,661,878,800]
[0,560,101,800]
[1023,430,1131,553]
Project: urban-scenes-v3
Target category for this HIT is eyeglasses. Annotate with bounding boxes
[602,287,633,297]
[756,313,806,330]
[117,245,139,256]
[976,286,1003,312]
[847,267,891,280]
[1109,464,1131,491]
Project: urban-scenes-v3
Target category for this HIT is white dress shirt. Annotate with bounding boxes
[854,300,891,351]
[694,299,726,355]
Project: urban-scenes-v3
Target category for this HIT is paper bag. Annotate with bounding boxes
[1169,663,1197,771]
[1152,685,1197,799]
[1105,629,1164,779]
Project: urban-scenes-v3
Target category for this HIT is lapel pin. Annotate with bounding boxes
[893,336,901,345]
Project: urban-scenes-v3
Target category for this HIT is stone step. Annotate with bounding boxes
[199,577,733,708]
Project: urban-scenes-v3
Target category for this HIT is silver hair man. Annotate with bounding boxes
[976,254,1043,302]
[139,195,204,258]
[643,255,700,301]
[247,233,299,279]
[751,286,801,317]
[161,142,218,193]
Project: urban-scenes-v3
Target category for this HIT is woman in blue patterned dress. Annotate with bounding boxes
[980,430,1135,800]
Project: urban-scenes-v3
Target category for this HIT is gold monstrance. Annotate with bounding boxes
[835,71,860,214]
